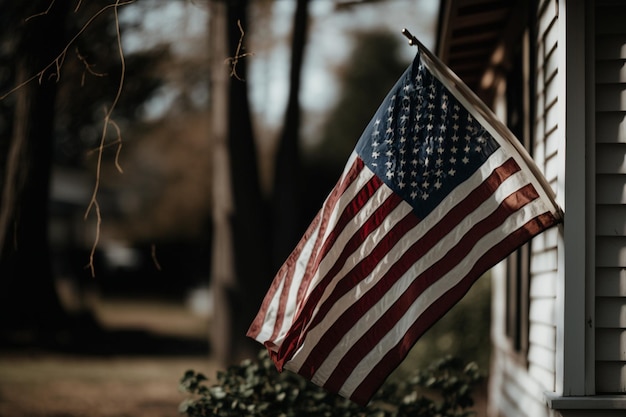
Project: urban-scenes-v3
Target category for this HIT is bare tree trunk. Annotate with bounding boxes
[208,0,310,365]
[0,0,71,342]
[208,0,235,366]
[271,0,310,270]
[208,0,271,365]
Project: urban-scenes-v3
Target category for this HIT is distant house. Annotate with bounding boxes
[436,1,625,416]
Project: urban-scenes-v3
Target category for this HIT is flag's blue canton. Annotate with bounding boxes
[356,55,501,219]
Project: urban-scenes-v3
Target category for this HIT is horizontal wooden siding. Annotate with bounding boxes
[595,1,626,394]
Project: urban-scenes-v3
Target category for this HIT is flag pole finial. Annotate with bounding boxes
[401,28,418,46]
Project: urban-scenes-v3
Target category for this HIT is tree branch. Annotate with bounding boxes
[84,0,128,277]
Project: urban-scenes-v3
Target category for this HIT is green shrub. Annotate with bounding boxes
[179,349,483,417]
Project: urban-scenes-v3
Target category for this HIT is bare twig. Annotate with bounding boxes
[76,47,107,86]
[25,0,57,22]
[151,244,162,271]
[225,19,253,81]
[110,119,124,173]
[84,0,128,277]
[0,0,135,101]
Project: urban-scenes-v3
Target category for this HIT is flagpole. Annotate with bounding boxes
[401,29,563,221]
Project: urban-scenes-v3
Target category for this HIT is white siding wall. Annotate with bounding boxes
[528,0,559,399]
[594,1,626,394]
[491,0,626,415]
[488,1,560,416]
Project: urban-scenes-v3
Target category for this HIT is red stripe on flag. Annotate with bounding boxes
[272,163,386,370]
[296,174,385,317]
[296,157,367,310]
[246,211,321,340]
[247,157,364,342]
[349,210,559,405]
[272,171,383,346]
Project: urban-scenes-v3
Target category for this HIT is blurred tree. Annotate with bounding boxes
[209,0,274,365]
[0,0,72,341]
[83,1,215,252]
[310,29,409,171]
[207,0,231,365]
[271,0,310,270]
[0,0,169,345]
[296,29,409,234]
[209,0,312,365]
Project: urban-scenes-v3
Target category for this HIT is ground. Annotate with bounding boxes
[0,354,213,417]
[0,297,220,417]
[0,296,488,417]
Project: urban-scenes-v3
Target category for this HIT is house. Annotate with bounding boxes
[435,1,626,416]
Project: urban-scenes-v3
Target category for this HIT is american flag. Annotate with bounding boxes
[247,45,562,406]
